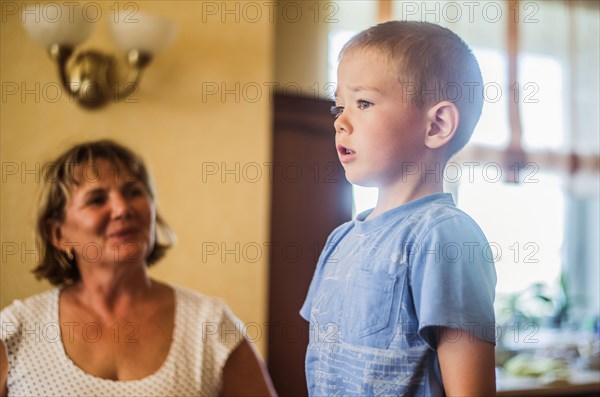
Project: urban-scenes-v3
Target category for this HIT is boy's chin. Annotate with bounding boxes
[345,174,379,188]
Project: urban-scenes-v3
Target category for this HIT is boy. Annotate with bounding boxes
[300,21,497,396]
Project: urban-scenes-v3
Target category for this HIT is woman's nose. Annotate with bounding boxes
[111,193,132,219]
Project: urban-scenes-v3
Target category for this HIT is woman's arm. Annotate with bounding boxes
[437,327,496,397]
[1,340,8,397]
[220,338,277,397]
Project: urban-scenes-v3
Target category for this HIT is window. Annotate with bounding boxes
[327,0,599,327]
[456,167,565,297]
[460,47,567,301]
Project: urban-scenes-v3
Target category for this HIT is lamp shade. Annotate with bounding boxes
[109,12,177,55]
[22,4,93,48]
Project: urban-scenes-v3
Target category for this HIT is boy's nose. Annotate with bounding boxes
[334,112,352,134]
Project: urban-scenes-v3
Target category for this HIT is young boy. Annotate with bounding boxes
[300,21,497,396]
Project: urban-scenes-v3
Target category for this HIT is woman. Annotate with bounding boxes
[0,140,276,396]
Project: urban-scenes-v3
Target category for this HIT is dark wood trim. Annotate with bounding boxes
[267,93,352,396]
[378,0,393,23]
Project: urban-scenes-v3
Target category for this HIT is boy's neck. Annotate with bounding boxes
[366,172,444,220]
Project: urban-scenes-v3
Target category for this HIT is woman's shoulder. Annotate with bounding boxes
[1,288,59,342]
[171,284,235,320]
[170,284,243,346]
[172,284,217,303]
[1,288,58,321]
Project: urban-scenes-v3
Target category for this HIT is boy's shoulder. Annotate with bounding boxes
[411,195,480,226]
[328,218,355,241]
[405,197,491,260]
[375,193,488,246]
[379,193,485,237]
[322,193,488,254]
[410,197,486,239]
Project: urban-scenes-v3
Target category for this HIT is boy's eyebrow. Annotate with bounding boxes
[334,85,381,100]
[349,84,381,93]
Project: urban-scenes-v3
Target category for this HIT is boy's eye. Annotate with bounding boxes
[357,100,373,110]
[330,105,344,119]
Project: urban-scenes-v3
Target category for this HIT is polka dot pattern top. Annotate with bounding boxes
[1,286,243,396]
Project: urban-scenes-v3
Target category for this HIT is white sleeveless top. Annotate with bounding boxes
[1,286,243,396]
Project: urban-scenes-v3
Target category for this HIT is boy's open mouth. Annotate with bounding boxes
[336,145,356,163]
[337,145,355,156]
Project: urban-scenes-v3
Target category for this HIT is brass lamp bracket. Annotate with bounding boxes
[48,44,152,109]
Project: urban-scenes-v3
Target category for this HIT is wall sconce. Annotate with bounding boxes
[22,5,177,108]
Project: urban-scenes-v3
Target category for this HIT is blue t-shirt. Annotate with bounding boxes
[300,193,496,396]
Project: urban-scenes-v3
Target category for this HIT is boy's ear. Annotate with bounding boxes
[424,101,460,150]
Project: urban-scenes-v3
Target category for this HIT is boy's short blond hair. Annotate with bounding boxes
[340,21,483,157]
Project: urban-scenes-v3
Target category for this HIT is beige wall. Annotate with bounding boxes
[1,1,273,355]
[275,0,329,98]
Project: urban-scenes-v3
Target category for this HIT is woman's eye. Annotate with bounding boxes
[125,186,145,198]
[358,100,373,110]
[330,105,344,119]
[87,196,105,206]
